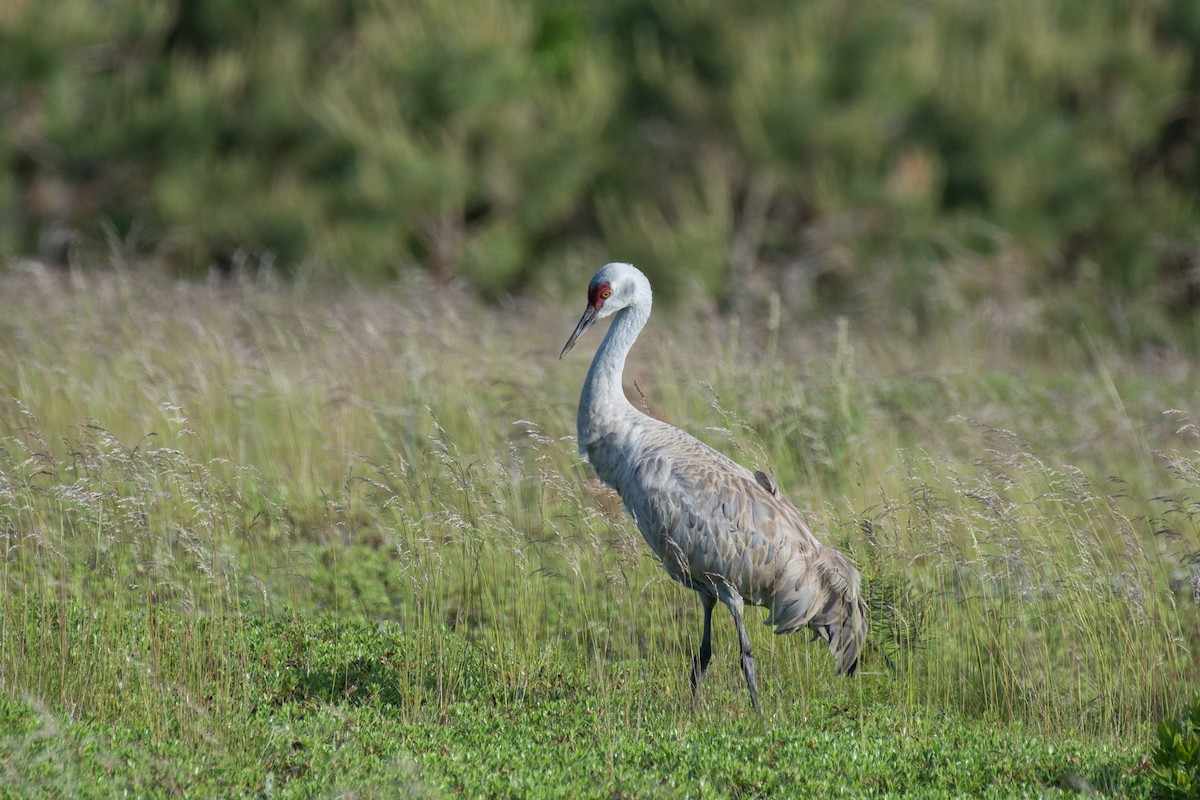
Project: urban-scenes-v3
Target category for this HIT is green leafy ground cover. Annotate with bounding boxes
[1,267,1197,797]
[0,618,1147,798]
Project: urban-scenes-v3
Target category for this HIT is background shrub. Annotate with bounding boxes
[1,0,1198,340]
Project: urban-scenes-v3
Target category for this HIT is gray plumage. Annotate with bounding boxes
[561,262,867,712]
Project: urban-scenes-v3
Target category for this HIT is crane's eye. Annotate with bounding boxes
[589,284,613,307]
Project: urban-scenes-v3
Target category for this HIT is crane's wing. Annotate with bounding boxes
[621,431,866,675]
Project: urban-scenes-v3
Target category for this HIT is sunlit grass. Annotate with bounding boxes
[0,263,1197,795]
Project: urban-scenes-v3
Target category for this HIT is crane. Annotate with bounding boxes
[561,262,867,713]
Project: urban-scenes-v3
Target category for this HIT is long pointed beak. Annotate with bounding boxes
[560,305,598,359]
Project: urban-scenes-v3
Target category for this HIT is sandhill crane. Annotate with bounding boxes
[561,262,867,713]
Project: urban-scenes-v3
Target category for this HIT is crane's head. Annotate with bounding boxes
[560,262,651,358]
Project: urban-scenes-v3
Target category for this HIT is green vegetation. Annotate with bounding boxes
[2,0,1200,342]
[1,266,1197,796]
[1152,696,1200,799]
[2,5,1199,793]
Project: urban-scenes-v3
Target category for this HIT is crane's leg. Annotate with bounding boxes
[689,592,717,703]
[722,593,762,715]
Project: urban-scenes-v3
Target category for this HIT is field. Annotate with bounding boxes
[1,263,1198,798]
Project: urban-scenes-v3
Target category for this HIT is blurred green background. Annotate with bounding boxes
[1,0,1198,343]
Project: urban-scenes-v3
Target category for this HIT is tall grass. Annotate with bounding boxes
[0,262,1197,753]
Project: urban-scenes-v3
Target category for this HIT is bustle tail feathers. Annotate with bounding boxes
[766,546,867,676]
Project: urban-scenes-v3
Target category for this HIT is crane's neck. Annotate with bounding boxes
[577,297,651,452]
